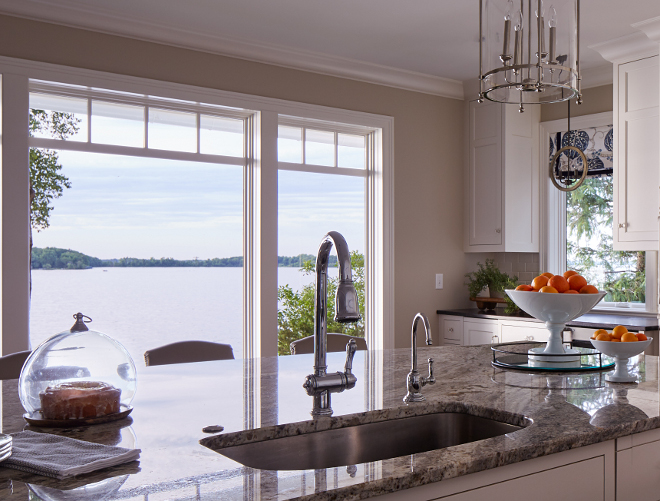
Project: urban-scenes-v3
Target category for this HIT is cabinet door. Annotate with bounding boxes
[438,456,605,501]
[500,321,547,343]
[617,430,660,500]
[439,315,463,345]
[468,101,502,247]
[464,319,499,345]
[614,55,659,250]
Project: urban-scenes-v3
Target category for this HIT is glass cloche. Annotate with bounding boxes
[19,313,137,425]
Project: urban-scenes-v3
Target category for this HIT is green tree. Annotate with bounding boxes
[277,251,365,356]
[29,109,79,230]
[567,177,645,302]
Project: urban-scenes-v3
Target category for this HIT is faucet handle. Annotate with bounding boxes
[344,338,357,374]
[425,358,436,386]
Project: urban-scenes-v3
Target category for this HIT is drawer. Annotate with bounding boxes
[500,322,547,343]
[438,315,464,345]
[464,319,498,345]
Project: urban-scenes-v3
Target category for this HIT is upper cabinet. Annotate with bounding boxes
[465,100,539,252]
[613,55,659,250]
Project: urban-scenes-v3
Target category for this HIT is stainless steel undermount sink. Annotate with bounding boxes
[208,412,526,471]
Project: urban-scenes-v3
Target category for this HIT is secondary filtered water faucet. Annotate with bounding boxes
[303,231,361,416]
[403,312,435,403]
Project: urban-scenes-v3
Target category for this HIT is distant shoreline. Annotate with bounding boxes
[31,247,338,270]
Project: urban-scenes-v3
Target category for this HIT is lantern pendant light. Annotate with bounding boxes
[478,0,582,112]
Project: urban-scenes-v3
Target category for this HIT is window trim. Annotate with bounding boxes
[0,55,395,356]
[540,111,658,315]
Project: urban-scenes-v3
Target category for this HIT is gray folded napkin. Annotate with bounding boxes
[2,431,140,480]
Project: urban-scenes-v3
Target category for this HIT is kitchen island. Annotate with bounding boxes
[0,344,658,500]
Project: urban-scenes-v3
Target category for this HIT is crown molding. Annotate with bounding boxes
[0,2,464,100]
[632,16,660,44]
[589,32,659,64]
[580,64,613,89]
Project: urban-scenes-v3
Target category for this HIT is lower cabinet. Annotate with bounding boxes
[499,320,548,343]
[438,315,464,345]
[616,428,660,500]
[463,318,499,345]
[371,440,615,501]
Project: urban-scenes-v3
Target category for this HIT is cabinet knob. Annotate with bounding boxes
[495,228,501,233]
[448,327,454,332]
[618,223,628,229]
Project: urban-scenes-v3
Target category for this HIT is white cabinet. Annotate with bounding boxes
[465,100,539,252]
[438,315,463,345]
[464,318,499,345]
[614,55,660,250]
[371,440,615,501]
[499,319,548,343]
[616,428,660,500]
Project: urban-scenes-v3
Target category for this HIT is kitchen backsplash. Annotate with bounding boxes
[493,253,540,285]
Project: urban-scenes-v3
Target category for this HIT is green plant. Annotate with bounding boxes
[502,276,521,314]
[465,259,517,298]
[277,251,365,356]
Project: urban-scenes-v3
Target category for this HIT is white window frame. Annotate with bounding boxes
[540,111,658,315]
[0,55,394,357]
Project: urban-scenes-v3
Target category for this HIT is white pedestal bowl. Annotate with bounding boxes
[590,337,652,382]
[505,290,607,368]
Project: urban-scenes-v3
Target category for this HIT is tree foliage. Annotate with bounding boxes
[567,177,645,302]
[277,251,365,356]
[29,109,79,230]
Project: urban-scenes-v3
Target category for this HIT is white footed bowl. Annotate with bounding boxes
[505,290,606,324]
[590,337,652,383]
[590,337,652,359]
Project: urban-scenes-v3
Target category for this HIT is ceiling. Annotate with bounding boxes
[0,0,659,95]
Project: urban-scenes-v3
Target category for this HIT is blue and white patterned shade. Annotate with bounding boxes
[550,125,613,178]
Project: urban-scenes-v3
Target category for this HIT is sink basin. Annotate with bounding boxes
[206,412,524,470]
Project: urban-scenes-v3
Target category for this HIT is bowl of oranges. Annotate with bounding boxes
[506,271,606,325]
[505,271,606,359]
[589,326,652,382]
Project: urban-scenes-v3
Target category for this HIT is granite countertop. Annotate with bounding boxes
[0,346,659,500]
[437,308,660,331]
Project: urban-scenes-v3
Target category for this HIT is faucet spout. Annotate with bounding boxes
[304,231,361,417]
[403,313,435,403]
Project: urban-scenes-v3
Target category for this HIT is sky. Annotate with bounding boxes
[32,150,365,260]
[31,96,366,260]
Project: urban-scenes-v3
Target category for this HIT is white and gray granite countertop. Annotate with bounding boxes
[0,344,659,500]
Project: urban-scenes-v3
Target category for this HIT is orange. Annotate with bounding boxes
[563,290,579,294]
[579,285,599,294]
[592,329,608,340]
[532,275,549,290]
[621,332,638,342]
[612,338,621,342]
[515,284,533,291]
[548,275,570,293]
[541,272,554,279]
[564,270,578,279]
[636,333,648,341]
[596,333,612,341]
[567,275,588,291]
[539,285,558,293]
[612,325,628,339]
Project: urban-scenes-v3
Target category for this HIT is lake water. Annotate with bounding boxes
[29,267,334,362]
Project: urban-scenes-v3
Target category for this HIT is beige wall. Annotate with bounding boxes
[541,84,613,122]
[0,15,466,348]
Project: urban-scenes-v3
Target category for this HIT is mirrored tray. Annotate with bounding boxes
[491,341,615,372]
[23,405,133,428]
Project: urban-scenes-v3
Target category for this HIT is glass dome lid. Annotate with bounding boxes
[19,313,137,420]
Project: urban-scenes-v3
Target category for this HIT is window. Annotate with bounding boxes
[542,112,657,312]
[0,62,393,359]
[276,119,372,355]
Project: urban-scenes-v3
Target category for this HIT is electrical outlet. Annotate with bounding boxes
[435,273,443,290]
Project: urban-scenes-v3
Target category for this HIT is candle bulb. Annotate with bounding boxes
[549,5,557,63]
[513,10,524,69]
[536,0,547,59]
[501,0,514,63]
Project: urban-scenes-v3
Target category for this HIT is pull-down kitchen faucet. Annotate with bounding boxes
[303,231,361,416]
[403,312,435,403]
